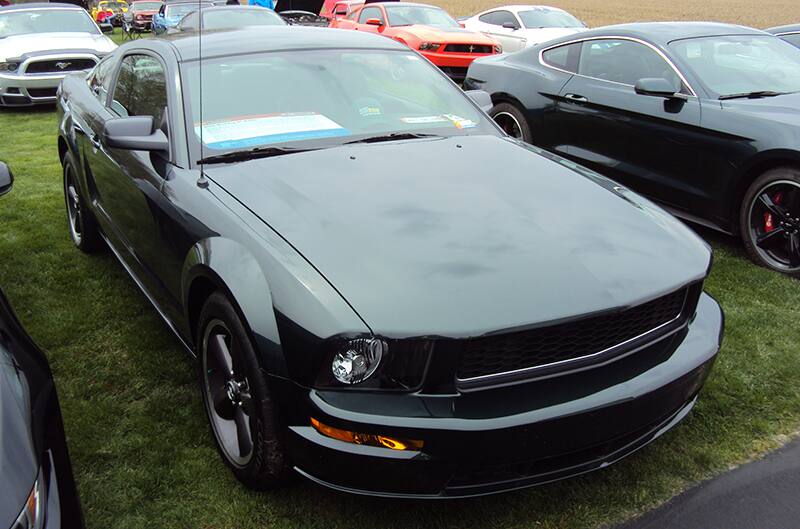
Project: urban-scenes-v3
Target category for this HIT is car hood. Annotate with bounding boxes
[0,33,116,60]
[397,25,498,44]
[518,26,586,45]
[0,349,38,529]
[207,135,710,337]
[721,92,800,126]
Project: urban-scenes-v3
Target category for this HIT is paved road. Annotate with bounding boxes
[618,439,800,529]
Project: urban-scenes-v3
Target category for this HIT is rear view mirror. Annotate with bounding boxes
[465,89,493,112]
[634,77,687,100]
[102,116,169,152]
[365,17,382,26]
[0,162,14,197]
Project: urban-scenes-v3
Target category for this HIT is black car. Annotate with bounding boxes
[0,163,84,529]
[766,24,800,48]
[56,27,723,498]
[171,5,285,32]
[465,22,800,277]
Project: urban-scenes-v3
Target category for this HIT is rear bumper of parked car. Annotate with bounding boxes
[274,292,723,498]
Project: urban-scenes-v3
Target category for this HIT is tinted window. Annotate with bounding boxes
[203,8,284,29]
[518,8,583,29]
[111,55,168,121]
[781,33,800,48]
[89,57,115,103]
[358,6,383,24]
[478,10,518,28]
[579,39,680,88]
[178,10,199,29]
[542,42,581,73]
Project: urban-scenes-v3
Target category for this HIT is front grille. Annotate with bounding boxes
[27,87,58,98]
[457,287,690,382]
[443,44,493,54]
[25,58,96,75]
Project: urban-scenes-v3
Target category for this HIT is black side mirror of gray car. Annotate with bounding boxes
[634,77,688,100]
[465,90,493,112]
[103,116,170,152]
[0,162,14,197]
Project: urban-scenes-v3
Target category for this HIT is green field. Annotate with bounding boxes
[0,56,799,529]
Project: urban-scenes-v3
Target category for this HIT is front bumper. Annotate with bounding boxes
[423,50,497,82]
[275,292,723,498]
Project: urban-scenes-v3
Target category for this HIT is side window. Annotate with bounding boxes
[89,57,115,103]
[358,6,383,24]
[578,39,681,88]
[110,54,168,122]
[479,10,518,28]
[179,11,199,30]
[541,42,581,73]
[782,33,800,48]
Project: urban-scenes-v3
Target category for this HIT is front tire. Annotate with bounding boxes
[740,167,800,277]
[197,292,292,489]
[490,102,532,143]
[63,152,103,253]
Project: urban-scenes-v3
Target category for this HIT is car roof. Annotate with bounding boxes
[155,25,406,60]
[0,2,84,10]
[483,5,568,14]
[567,21,766,45]
[765,23,800,35]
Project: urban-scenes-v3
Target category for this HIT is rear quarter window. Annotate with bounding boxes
[541,42,581,73]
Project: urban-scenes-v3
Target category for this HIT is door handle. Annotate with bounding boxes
[564,93,588,103]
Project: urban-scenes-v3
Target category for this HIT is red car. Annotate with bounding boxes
[330,2,500,82]
[122,0,163,32]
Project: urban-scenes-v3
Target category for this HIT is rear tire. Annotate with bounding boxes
[490,102,532,143]
[740,167,800,277]
[197,292,292,489]
[63,152,103,253]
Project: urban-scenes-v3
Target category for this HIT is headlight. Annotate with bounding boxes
[316,336,431,390]
[418,42,441,51]
[12,470,45,529]
[493,44,503,53]
[0,62,19,72]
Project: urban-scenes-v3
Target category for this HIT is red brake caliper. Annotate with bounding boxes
[764,192,784,232]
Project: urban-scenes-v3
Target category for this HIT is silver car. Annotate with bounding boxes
[0,2,116,107]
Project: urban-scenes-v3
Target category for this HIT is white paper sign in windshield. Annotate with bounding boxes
[196,112,350,149]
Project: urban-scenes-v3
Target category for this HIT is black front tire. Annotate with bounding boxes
[490,102,532,143]
[740,166,800,278]
[62,152,103,253]
[197,292,292,489]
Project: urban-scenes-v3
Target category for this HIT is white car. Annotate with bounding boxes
[461,5,586,53]
[0,2,116,107]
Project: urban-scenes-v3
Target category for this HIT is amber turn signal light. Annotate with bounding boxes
[310,418,423,451]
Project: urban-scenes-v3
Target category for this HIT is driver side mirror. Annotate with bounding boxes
[102,116,169,152]
[0,162,14,197]
[365,17,383,26]
[465,89,493,112]
[634,77,687,100]
[502,21,518,30]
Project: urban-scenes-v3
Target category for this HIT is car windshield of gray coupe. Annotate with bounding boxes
[184,49,496,156]
[0,8,100,38]
[517,9,584,28]
[669,35,800,98]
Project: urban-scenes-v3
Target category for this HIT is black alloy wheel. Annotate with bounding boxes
[63,152,102,253]
[742,167,800,277]
[490,102,532,143]
[197,292,292,489]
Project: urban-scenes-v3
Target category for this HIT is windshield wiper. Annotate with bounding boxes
[198,145,318,165]
[718,90,786,100]
[343,132,442,145]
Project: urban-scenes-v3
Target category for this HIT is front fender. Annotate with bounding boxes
[182,237,287,377]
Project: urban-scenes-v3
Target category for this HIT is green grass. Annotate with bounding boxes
[0,107,798,529]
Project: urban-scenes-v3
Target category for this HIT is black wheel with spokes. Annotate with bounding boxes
[490,102,532,143]
[197,292,292,489]
[741,167,800,277]
[62,152,102,253]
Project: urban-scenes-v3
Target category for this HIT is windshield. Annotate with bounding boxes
[132,2,162,10]
[167,3,206,17]
[670,35,800,97]
[0,9,99,37]
[385,5,459,28]
[203,9,284,29]
[183,49,496,157]
[518,9,583,28]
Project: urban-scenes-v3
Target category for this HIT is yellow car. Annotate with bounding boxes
[91,0,129,25]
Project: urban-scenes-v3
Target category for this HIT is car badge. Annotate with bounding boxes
[469,45,475,53]
[55,62,72,70]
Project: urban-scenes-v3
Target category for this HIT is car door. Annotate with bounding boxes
[556,38,704,211]
[474,10,526,53]
[85,52,172,293]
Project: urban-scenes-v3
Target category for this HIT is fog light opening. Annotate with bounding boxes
[310,418,423,451]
